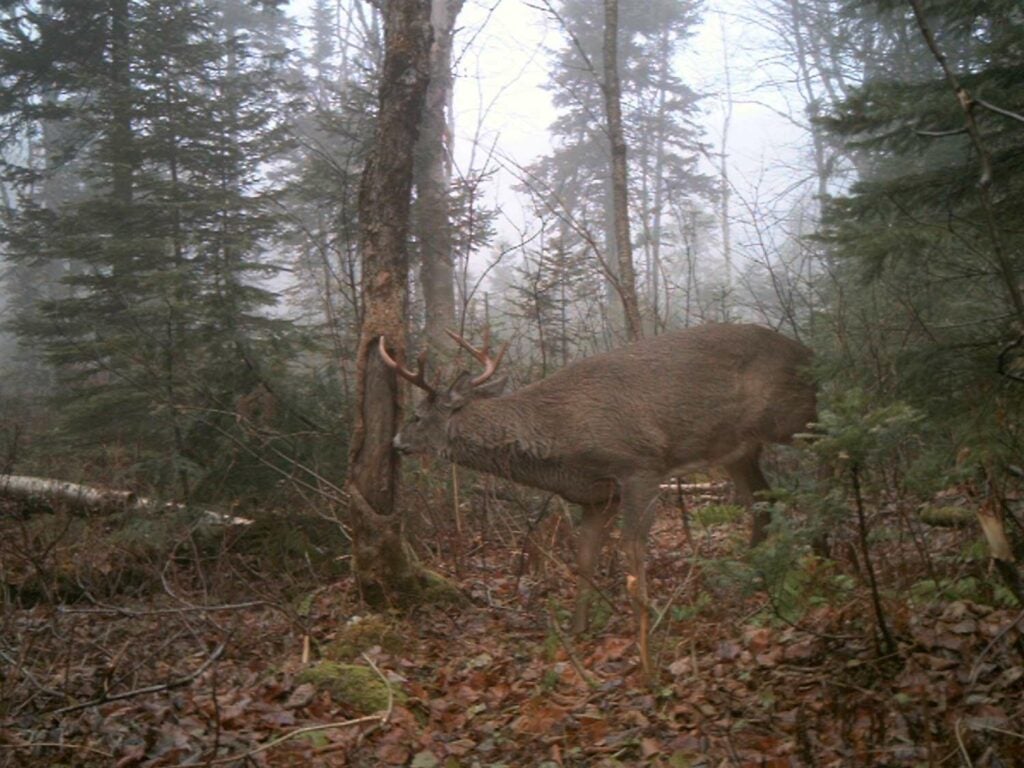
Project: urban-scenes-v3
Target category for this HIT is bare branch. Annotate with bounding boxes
[45,641,227,716]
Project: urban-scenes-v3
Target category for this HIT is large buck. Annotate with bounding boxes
[379,323,816,675]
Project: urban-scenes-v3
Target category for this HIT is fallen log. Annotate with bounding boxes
[0,474,252,525]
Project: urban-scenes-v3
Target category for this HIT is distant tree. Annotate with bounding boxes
[817,0,1024,472]
[0,0,300,497]
[414,0,463,355]
[283,0,382,389]
[601,0,642,340]
[528,0,710,340]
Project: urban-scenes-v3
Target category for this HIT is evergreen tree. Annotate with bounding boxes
[817,0,1024,473]
[282,0,381,361]
[527,0,711,336]
[0,0,301,497]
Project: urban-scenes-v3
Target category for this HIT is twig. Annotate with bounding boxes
[850,464,896,654]
[201,715,385,766]
[58,600,267,617]
[954,718,974,767]
[968,607,1024,686]
[45,641,226,716]
[969,723,1024,740]
[0,741,115,759]
[201,653,395,766]
[976,98,1024,126]
[547,601,600,690]
[360,652,396,726]
[915,127,967,138]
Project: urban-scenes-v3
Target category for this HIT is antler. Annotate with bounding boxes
[378,336,435,394]
[445,327,509,386]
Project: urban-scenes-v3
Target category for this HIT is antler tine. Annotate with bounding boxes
[445,327,508,386]
[378,336,435,394]
[471,339,509,386]
[445,327,484,362]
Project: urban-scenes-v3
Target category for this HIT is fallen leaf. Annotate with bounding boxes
[284,683,316,709]
[411,750,440,768]
[375,743,410,765]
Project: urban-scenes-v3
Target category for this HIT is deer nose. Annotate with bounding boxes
[392,435,410,454]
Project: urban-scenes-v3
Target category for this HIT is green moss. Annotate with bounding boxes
[692,504,745,527]
[919,505,974,528]
[296,661,404,714]
[325,615,407,661]
[419,568,466,606]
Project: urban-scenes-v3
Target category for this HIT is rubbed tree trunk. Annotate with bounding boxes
[601,0,643,342]
[347,0,433,608]
[415,0,463,355]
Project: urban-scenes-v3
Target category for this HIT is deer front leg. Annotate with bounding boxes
[620,476,662,679]
[572,502,616,633]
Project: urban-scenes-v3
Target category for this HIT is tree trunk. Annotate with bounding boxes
[601,0,643,342]
[717,10,733,321]
[346,0,433,609]
[415,0,464,355]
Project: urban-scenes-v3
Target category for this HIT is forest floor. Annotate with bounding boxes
[1,496,1023,767]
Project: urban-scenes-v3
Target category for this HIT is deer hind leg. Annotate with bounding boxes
[619,475,662,679]
[724,447,771,546]
[572,502,617,634]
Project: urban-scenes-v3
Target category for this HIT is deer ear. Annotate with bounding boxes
[472,375,507,399]
[447,371,476,406]
[448,371,507,407]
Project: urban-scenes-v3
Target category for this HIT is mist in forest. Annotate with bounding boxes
[0,0,1020,497]
[2,2,1023,763]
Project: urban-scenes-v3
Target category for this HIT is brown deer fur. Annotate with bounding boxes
[381,323,816,675]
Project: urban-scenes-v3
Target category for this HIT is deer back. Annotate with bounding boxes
[430,324,814,501]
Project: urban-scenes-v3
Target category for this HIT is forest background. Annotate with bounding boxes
[1,0,1023,765]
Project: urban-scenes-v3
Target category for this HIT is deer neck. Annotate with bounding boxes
[445,398,554,484]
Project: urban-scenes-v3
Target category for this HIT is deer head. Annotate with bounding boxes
[378,328,508,456]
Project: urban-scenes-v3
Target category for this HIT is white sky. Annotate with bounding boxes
[447,0,810,245]
[284,0,813,255]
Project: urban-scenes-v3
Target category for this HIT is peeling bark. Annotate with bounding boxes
[0,475,250,525]
[346,0,433,608]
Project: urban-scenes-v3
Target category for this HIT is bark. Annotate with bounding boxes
[975,497,1023,604]
[0,475,250,525]
[601,0,643,342]
[414,0,464,355]
[717,12,733,319]
[346,0,433,608]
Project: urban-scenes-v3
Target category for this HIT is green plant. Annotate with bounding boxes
[691,504,745,528]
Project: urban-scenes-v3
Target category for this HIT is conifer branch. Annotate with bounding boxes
[905,0,1024,328]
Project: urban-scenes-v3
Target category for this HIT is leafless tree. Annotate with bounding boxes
[601,0,643,341]
[415,0,465,356]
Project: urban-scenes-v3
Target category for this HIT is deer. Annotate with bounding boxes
[379,323,816,677]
